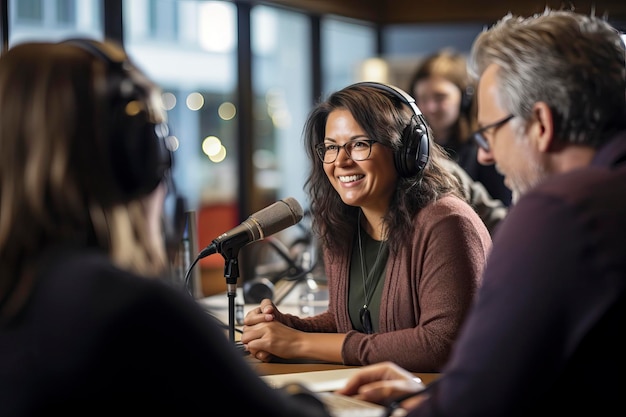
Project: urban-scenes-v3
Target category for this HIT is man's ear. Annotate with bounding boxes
[531,101,554,152]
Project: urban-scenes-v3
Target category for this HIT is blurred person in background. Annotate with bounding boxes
[409,48,513,208]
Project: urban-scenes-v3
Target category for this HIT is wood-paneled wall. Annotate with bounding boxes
[253,0,626,26]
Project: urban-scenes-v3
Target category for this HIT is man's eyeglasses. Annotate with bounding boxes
[315,139,379,164]
[471,114,515,152]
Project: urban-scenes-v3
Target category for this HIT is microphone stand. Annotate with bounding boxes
[219,245,241,344]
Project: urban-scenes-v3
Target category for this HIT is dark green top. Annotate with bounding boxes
[348,227,389,333]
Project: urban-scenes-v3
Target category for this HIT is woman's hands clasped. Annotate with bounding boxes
[241,298,304,362]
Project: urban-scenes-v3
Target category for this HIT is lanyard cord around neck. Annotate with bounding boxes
[357,210,387,311]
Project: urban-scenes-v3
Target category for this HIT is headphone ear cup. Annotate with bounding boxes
[460,85,474,116]
[63,38,172,202]
[109,101,168,197]
[350,81,430,179]
[394,117,430,178]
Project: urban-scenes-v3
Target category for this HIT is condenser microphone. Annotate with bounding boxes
[198,197,304,259]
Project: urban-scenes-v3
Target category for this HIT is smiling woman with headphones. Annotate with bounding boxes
[0,39,329,417]
[241,82,492,372]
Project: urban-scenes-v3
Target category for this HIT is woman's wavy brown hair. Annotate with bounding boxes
[303,83,463,260]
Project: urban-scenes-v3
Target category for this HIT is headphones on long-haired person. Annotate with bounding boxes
[351,81,430,178]
[62,38,186,257]
[460,84,475,117]
[62,38,173,202]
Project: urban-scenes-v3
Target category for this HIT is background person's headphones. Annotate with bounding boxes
[62,37,173,202]
[351,81,430,178]
[460,84,475,117]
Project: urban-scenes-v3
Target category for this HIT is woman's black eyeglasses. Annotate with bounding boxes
[315,139,379,164]
[471,114,515,152]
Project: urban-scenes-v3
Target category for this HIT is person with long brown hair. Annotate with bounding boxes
[409,48,513,207]
[242,82,492,372]
[0,38,328,417]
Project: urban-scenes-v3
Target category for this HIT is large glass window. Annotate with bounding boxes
[251,5,311,210]
[124,0,238,212]
[123,0,239,277]
[321,17,377,95]
[9,0,100,45]
[147,0,178,40]
[15,0,43,21]
[56,0,76,25]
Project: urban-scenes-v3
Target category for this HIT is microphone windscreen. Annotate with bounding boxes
[251,197,304,238]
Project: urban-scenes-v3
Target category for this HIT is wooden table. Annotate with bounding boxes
[246,356,441,386]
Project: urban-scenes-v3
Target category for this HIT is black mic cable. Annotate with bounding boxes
[162,172,188,263]
[183,253,201,297]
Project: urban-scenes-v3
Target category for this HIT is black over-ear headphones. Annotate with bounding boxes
[460,85,475,117]
[351,81,430,178]
[62,38,172,202]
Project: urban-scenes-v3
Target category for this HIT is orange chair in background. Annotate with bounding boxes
[196,202,239,295]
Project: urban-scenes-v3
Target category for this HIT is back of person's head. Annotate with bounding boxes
[303,81,462,256]
[468,8,626,147]
[0,39,173,315]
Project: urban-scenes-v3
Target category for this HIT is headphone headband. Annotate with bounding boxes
[350,81,430,178]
